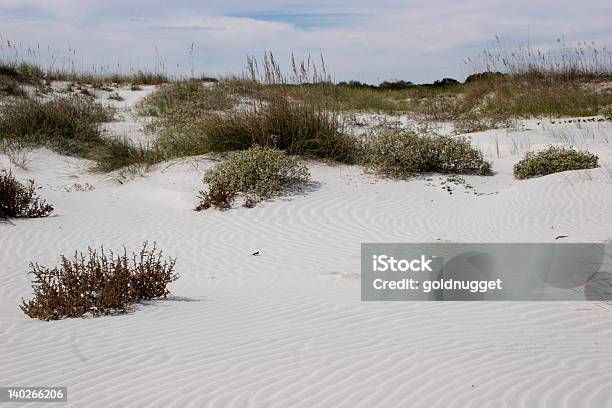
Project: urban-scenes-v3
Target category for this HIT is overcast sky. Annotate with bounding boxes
[0,0,610,83]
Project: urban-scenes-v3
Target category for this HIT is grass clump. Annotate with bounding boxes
[21,242,178,320]
[0,95,113,157]
[513,146,599,179]
[360,129,492,178]
[139,80,235,118]
[199,96,355,162]
[0,95,155,171]
[0,62,44,97]
[196,146,310,210]
[144,83,355,163]
[145,55,356,163]
[139,81,239,160]
[0,169,53,218]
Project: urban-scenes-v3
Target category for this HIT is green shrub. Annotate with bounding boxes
[21,242,178,320]
[197,146,310,210]
[360,130,492,177]
[0,169,53,218]
[513,146,599,179]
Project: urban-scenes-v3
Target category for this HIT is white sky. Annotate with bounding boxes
[1,0,610,83]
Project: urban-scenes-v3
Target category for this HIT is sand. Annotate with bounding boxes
[1,86,612,407]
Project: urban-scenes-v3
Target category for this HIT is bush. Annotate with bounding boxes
[0,95,113,157]
[360,130,492,177]
[513,146,599,179]
[0,169,53,218]
[197,146,310,210]
[20,242,178,320]
[195,182,237,211]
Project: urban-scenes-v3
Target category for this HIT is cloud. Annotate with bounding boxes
[0,0,610,82]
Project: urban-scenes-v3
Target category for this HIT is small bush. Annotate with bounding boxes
[0,169,53,218]
[197,146,310,210]
[21,242,178,320]
[195,182,237,211]
[360,130,492,177]
[513,146,599,179]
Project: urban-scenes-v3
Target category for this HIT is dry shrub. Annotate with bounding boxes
[0,169,53,218]
[21,242,178,320]
[360,129,492,177]
[513,146,599,179]
[195,182,237,211]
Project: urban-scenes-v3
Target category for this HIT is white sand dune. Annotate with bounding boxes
[1,89,612,407]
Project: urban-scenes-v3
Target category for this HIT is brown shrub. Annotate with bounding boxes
[20,242,178,320]
[0,169,53,218]
[195,182,237,211]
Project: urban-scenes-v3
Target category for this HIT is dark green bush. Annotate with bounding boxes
[21,242,178,320]
[0,169,53,218]
[513,146,599,179]
[360,130,492,177]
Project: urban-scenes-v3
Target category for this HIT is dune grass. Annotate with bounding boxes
[141,57,357,163]
[1,42,610,174]
[0,95,113,155]
[0,94,157,171]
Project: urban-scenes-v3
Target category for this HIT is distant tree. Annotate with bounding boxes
[378,80,415,90]
[464,71,506,84]
[431,78,461,88]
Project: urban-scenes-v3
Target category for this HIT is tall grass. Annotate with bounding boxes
[0,37,171,86]
[465,38,612,80]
